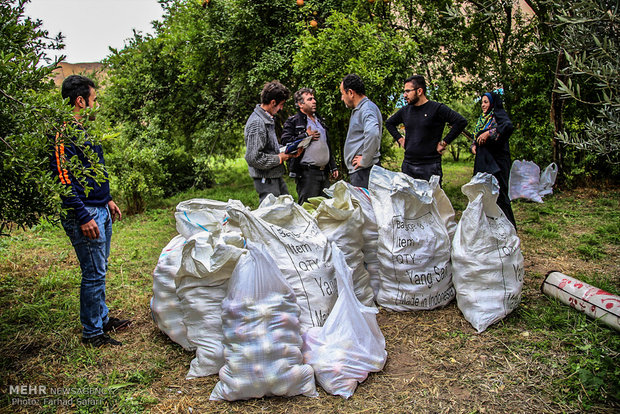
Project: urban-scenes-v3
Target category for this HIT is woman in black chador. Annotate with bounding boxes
[471,92,517,229]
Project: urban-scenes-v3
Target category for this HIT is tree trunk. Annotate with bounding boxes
[550,51,567,186]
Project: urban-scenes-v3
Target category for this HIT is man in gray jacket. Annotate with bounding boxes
[340,74,383,188]
[244,80,299,203]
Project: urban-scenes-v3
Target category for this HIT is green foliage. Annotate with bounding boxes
[507,54,556,166]
[443,0,537,95]
[292,12,414,173]
[549,0,619,162]
[102,0,310,209]
[0,0,93,234]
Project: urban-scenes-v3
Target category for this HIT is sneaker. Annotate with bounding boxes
[103,317,132,333]
[82,333,122,347]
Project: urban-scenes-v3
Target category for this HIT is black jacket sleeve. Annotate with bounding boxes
[493,109,514,143]
[281,113,307,145]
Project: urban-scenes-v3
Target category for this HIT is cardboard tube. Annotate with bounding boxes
[541,271,620,332]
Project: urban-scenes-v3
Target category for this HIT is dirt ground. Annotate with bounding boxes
[2,187,618,414]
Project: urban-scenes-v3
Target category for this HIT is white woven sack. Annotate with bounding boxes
[508,160,543,203]
[175,198,244,239]
[369,166,455,311]
[313,181,374,306]
[228,195,337,331]
[151,235,194,351]
[302,244,386,399]
[175,229,246,379]
[210,242,318,401]
[430,175,457,240]
[539,162,558,197]
[452,173,524,333]
[325,181,380,298]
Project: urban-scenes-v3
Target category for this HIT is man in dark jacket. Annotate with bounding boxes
[385,75,467,182]
[50,75,130,347]
[281,88,338,204]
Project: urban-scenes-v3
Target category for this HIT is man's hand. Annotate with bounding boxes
[397,137,405,148]
[80,219,100,240]
[278,152,292,164]
[279,148,303,164]
[108,200,122,222]
[352,155,363,170]
[331,169,339,179]
[306,127,320,141]
[437,140,448,155]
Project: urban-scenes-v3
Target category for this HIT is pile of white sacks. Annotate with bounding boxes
[150,166,524,401]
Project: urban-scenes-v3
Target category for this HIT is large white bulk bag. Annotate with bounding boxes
[210,242,317,401]
[452,173,524,332]
[430,175,457,240]
[228,195,337,331]
[369,166,454,311]
[151,235,194,351]
[175,198,244,239]
[303,244,386,399]
[313,181,374,306]
[175,228,246,379]
[539,163,558,197]
[325,181,380,298]
[508,160,543,203]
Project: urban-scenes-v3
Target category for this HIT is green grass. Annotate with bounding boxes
[1,159,618,413]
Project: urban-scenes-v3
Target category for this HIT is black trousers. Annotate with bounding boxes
[349,166,374,189]
[296,168,330,205]
[401,160,443,183]
[493,169,517,231]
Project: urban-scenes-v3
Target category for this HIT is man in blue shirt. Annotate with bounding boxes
[385,75,467,182]
[51,75,131,347]
[340,74,383,188]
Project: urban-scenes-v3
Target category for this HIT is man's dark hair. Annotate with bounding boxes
[342,74,365,96]
[260,80,290,105]
[294,87,315,108]
[61,75,95,107]
[405,75,426,95]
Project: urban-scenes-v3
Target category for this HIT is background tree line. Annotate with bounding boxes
[1,0,618,231]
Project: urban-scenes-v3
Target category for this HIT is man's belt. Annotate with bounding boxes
[300,164,326,171]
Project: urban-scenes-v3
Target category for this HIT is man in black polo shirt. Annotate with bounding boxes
[385,75,467,182]
[281,88,338,204]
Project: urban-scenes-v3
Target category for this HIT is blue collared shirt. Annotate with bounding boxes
[343,97,383,174]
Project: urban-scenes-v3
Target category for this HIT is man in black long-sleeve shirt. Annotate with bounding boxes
[385,75,467,182]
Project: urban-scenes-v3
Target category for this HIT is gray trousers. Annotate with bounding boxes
[252,177,289,204]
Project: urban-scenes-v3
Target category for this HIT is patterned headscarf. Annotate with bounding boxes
[474,93,496,138]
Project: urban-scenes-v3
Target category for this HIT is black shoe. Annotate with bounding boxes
[82,333,122,347]
[103,317,132,333]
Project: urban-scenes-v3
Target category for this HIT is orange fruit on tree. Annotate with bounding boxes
[297,0,304,6]
[310,19,318,28]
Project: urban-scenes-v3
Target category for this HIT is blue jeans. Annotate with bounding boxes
[61,206,112,338]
